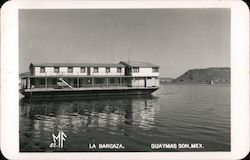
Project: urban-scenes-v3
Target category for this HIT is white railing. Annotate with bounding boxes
[34,71,125,76]
[22,83,132,89]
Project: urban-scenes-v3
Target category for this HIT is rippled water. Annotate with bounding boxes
[19,84,230,152]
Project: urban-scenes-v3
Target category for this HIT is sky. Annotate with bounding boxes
[19,9,230,78]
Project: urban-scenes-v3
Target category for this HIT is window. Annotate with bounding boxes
[93,67,99,73]
[87,78,92,84]
[106,67,110,73]
[80,67,86,73]
[40,67,45,73]
[132,67,139,73]
[152,67,159,72]
[94,78,104,84]
[54,67,59,73]
[110,78,115,84]
[117,67,122,73]
[39,78,45,86]
[68,67,73,73]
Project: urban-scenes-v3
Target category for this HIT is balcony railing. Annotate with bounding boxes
[33,71,125,76]
[20,83,132,90]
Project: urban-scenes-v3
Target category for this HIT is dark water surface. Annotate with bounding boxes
[20,84,230,152]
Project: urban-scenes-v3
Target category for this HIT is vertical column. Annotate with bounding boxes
[27,78,30,89]
[133,77,136,87]
[92,77,94,87]
[77,77,79,88]
[45,77,47,88]
[106,77,108,87]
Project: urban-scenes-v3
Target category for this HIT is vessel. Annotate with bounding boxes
[19,61,160,97]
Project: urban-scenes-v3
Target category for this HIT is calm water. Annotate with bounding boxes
[19,84,230,152]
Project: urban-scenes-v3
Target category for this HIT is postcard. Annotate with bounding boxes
[1,0,249,159]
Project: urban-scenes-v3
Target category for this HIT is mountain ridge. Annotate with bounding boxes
[173,67,230,83]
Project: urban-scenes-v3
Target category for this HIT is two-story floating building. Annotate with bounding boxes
[19,61,160,97]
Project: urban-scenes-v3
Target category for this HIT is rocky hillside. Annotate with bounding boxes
[173,68,230,83]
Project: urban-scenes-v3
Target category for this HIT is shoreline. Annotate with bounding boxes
[160,82,230,85]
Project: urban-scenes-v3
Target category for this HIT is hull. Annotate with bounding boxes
[21,87,159,98]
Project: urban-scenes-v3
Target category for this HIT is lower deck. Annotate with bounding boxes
[20,76,160,97]
[20,76,159,90]
[21,86,159,98]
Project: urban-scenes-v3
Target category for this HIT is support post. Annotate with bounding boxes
[92,77,94,87]
[45,77,47,88]
[106,77,109,87]
[77,77,79,88]
[27,78,30,89]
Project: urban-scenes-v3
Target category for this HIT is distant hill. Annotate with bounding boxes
[173,67,230,83]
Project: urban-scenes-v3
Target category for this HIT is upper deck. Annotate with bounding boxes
[22,61,160,78]
[29,63,126,77]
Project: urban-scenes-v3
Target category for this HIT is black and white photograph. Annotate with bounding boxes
[1,1,249,159]
[19,8,231,152]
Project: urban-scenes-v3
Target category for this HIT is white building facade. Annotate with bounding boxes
[31,63,125,77]
[23,61,159,89]
[120,61,160,87]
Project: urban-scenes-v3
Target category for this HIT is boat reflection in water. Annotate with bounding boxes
[20,84,231,152]
[19,95,160,151]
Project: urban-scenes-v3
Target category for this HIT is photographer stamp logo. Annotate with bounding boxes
[49,131,67,148]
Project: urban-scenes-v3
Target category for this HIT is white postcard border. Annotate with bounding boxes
[1,1,249,160]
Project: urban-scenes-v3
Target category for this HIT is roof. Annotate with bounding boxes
[120,61,159,68]
[30,63,125,68]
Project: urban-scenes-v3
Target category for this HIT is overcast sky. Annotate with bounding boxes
[19,9,230,78]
